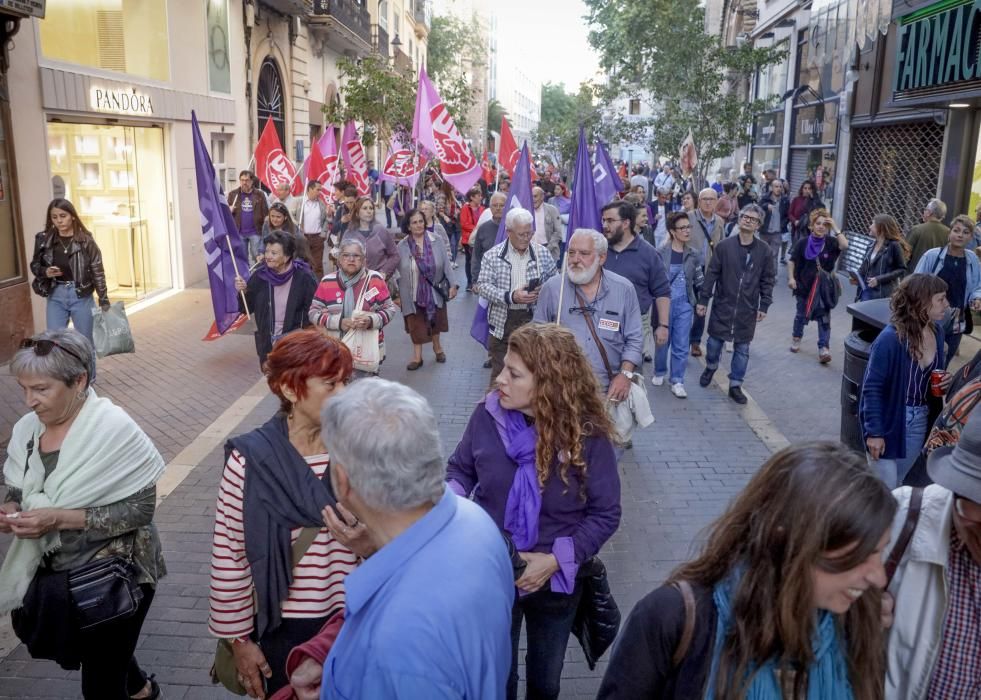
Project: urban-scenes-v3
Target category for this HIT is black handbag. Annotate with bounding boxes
[68,555,144,629]
[571,556,621,670]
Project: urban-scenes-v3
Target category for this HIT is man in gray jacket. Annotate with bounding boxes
[695,204,774,404]
[471,193,507,284]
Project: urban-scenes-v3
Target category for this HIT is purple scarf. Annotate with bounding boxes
[407,234,437,322]
[255,258,312,286]
[804,233,826,261]
[485,391,540,551]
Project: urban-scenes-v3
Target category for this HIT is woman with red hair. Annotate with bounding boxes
[207,330,370,698]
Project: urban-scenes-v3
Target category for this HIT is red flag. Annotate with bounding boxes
[202,313,248,341]
[341,121,371,196]
[381,137,428,187]
[481,151,495,184]
[411,67,480,195]
[254,117,302,195]
[499,117,519,177]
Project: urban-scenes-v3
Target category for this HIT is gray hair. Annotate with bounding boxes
[339,238,366,256]
[739,203,765,222]
[656,186,671,196]
[506,207,533,230]
[532,186,544,196]
[925,198,947,220]
[320,378,445,511]
[10,328,94,389]
[569,228,608,255]
[419,199,435,212]
[698,187,717,199]
[489,191,507,204]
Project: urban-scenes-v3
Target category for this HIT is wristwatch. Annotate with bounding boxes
[619,369,635,380]
[657,324,669,330]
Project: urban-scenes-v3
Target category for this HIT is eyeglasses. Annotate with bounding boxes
[601,218,623,225]
[19,338,86,367]
[674,224,692,231]
[740,215,761,224]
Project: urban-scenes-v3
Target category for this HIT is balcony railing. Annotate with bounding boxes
[310,0,372,50]
[413,0,428,27]
[372,23,389,58]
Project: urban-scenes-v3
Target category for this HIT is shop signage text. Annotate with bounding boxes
[753,112,784,147]
[0,0,45,18]
[894,0,981,94]
[792,102,838,146]
[90,87,155,116]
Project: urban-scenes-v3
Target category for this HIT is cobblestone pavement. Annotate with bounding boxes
[9,257,969,698]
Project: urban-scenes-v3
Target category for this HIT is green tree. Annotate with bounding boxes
[533,82,648,170]
[427,14,485,134]
[584,0,785,181]
[487,98,507,135]
[323,55,416,150]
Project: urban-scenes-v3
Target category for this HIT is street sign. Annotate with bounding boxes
[0,0,45,18]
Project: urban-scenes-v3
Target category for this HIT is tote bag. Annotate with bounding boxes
[341,276,382,373]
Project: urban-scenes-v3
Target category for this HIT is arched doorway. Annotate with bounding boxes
[257,57,286,149]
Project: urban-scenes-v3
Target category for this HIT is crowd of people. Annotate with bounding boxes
[3,153,981,699]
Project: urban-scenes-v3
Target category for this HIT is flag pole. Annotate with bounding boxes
[226,235,252,319]
[555,244,569,325]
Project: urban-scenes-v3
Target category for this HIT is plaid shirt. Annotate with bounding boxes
[476,240,557,339]
[927,528,981,699]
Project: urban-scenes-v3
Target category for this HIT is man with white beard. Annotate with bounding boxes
[534,229,644,401]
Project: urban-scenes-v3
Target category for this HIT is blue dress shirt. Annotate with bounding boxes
[321,489,514,699]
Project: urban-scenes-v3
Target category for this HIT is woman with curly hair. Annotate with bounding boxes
[598,441,896,699]
[861,273,953,488]
[446,322,622,700]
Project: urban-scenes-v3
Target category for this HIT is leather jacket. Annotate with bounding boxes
[30,229,109,304]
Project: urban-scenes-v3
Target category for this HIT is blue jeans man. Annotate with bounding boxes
[703,335,751,387]
[654,300,694,385]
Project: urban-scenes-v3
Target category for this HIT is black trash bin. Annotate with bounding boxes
[841,328,878,451]
[841,298,892,451]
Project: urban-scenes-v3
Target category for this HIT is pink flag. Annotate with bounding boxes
[411,67,480,196]
[341,121,371,196]
[310,126,341,198]
[378,137,428,188]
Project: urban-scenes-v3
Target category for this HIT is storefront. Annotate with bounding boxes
[5,0,247,345]
[47,121,173,301]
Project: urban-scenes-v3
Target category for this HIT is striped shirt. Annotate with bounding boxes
[208,449,358,639]
[905,353,936,407]
[927,528,981,698]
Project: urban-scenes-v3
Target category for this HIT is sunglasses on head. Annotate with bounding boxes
[19,338,86,367]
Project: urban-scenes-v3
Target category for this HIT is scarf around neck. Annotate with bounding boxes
[805,234,827,261]
[408,233,437,322]
[703,569,854,700]
[485,391,541,551]
[256,258,311,286]
[338,267,367,319]
[228,412,338,638]
[0,389,165,613]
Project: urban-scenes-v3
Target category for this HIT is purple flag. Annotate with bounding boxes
[568,128,602,241]
[593,140,623,205]
[191,111,251,335]
[471,142,537,348]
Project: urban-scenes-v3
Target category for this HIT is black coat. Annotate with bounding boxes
[242,267,318,366]
[597,581,716,699]
[30,230,109,304]
[856,239,907,301]
[760,193,789,234]
[698,235,775,344]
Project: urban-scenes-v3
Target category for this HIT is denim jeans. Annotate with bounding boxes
[792,295,831,349]
[705,335,751,386]
[870,404,929,489]
[47,282,96,345]
[448,229,461,260]
[508,585,582,700]
[655,300,694,384]
[246,234,262,263]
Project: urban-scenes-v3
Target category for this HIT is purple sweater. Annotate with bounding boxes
[447,402,622,569]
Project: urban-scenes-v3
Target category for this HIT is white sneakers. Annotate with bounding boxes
[651,375,665,386]
[670,383,687,398]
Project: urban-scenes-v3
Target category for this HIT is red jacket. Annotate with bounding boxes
[460,204,485,245]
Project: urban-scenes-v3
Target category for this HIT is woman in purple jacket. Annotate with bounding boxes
[447,322,622,700]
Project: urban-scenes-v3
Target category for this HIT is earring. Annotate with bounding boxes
[77,391,86,400]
